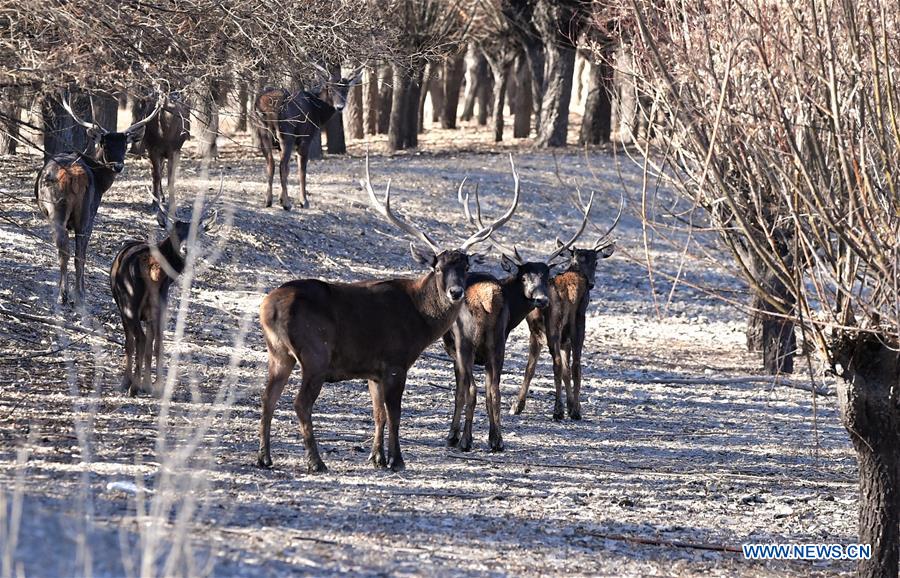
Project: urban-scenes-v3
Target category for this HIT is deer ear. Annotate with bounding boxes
[597,244,615,258]
[469,253,485,266]
[500,254,516,272]
[410,242,436,267]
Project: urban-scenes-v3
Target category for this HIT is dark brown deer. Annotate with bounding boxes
[254,65,362,210]
[135,91,190,212]
[510,196,622,420]
[441,168,568,452]
[110,195,217,396]
[257,157,519,473]
[35,91,163,305]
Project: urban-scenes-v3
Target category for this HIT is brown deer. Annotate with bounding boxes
[443,181,593,451]
[109,195,217,396]
[135,91,190,213]
[254,64,362,210]
[511,195,622,420]
[257,156,519,473]
[35,91,163,306]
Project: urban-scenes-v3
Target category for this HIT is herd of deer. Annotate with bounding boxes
[32,70,620,473]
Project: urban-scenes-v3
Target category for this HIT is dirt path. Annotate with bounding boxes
[0,136,857,577]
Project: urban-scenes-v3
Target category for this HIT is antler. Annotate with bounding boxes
[363,155,442,255]
[458,154,520,252]
[573,186,624,252]
[458,178,524,265]
[546,191,595,263]
[60,90,104,134]
[124,91,164,136]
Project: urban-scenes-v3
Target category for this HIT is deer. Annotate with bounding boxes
[257,156,519,474]
[35,91,163,306]
[510,193,623,421]
[135,91,190,213]
[254,64,363,210]
[442,178,594,452]
[109,192,218,396]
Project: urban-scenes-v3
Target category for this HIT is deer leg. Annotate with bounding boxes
[166,151,180,211]
[152,305,165,392]
[297,152,309,209]
[560,342,574,418]
[447,337,469,447]
[264,147,275,208]
[459,361,477,453]
[383,367,407,471]
[367,379,387,468]
[278,138,294,211]
[149,151,163,205]
[511,326,542,415]
[294,370,327,473]
[130,324,146,397]
[569,321,586,420]
[485,339,506,452]
[141,317,155,394]
[548,337,565,421]
[73,229,89,307]
[257,349,294,468]
[119,317,135,393]
[52,224,70,305]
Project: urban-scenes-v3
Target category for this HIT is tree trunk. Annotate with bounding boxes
[429,66,445,124]
[579,52,614,145]
[91,91,118,133]
[364,67,379,135]
[513,54,533,138]
[523,40,545,135]
[237,81,249,132]
[343,70,364,140]
[388,63,424,151]
[461,45,486,122]
[325,114,346,154]
[746,253,796,374]
[42,92,93,160]
[486,55,511,142]
[0,88,22,155]
[377,65,393,135]
[833,333,900,578]
[442,52,465,129]
[195,89,220,175]
[534,0,579,147]
[476,67,493,127]
[417,63,434,134]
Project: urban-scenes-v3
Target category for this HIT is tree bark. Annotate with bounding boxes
[0,87,22,155]
[91,91,118,133]
[417,63,435,133]
[364,67,379,135]
[534,0,580,148]
[834,333,900,578]
[42,92,93,160]
[475,66,493,126]
[237,81,249,132]
[461,44,486,122]
[343,70,364,140]
[377,65,393,135]
[442,52,465,129]
[485,54,512,142]
[746,252,796,374]
[195,89,220,175]
[512,54,533,138]
[429,65,445,124]
[579,51,614,145]
[388,63,424,151]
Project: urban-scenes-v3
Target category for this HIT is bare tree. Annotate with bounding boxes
[533,0,583,147]
[611,1,900,574]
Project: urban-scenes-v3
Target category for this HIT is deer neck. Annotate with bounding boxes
[411,271,462,340]
[303,93,337,128]
[502,275,532,332]
[155,237,186,277]
[82,157,118,196]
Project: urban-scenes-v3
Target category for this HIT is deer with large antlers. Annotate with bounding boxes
[510,193,622,421]
[441,163,561,452]
[35,91,163,305]
[254,64,363,210]
[257,156,518,473]
[110,193,218,396]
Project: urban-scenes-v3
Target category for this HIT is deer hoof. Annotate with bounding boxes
[257,453,273,469]
[387,456,405,472]
[446,430,460,447]
[457,436,473,453]
[307,459,328,474]
[281,203,292,211]
[509,401,524,415]
[569,409,582,421]
[553,407,564,422]
[264,200,273,208]
[489,434,504,453]
[369,450,387,468]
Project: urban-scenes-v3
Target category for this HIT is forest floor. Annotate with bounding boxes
[0,122,858,577]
